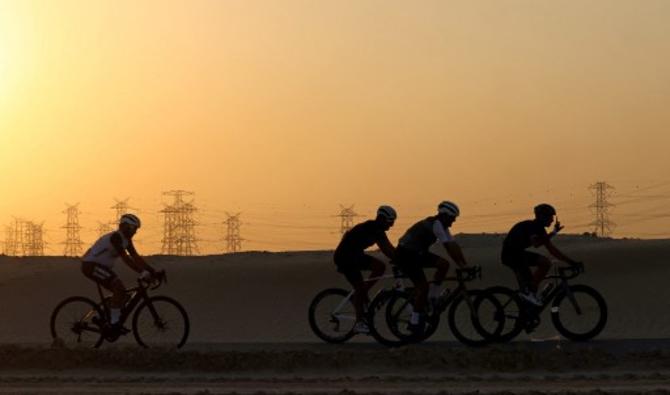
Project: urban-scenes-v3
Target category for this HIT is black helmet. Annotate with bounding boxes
[534,204,556,217]
[120,213,141,228]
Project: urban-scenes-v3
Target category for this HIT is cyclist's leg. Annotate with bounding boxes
[342,269,366,323]
[408,266,429,314]
[81,262,124,324]
[335,254,367,323]
[362,254,386,293]
[530,254,552,291]
[502,256,532,294]
[395,248,428,314]
[430,255,449,286]
[521,251,549,293]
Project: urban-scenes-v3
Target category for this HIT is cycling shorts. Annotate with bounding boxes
[393,246,442,284]
[81,261,119,290]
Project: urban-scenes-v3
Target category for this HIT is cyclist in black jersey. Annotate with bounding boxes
[334,205,397,333]
[394,201,468,333]
[501,204,581,306]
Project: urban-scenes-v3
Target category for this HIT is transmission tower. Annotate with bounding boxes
[160,190,198,255]
[223,212,243,253]
[589,182,615,237]
[336,204,358,235]
[4,219,45,256]
[3,225,15,255]
[63,203,84,256]
[23,221,45,256]
[111,198,131,223]
[3,219,22,256]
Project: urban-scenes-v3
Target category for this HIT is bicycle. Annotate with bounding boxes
[368,266,503,347]
[50,270,190,349]
[308,266,408,343]
[481,263,607,342]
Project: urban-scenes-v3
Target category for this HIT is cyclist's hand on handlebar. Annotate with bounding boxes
[139,270,153,281]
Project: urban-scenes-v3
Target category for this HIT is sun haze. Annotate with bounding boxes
[1,0,669,253]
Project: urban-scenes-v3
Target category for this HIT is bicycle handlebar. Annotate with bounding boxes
[557,263,584,280]
[138,270,167,290]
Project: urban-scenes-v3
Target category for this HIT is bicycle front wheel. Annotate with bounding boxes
[308,288,356,343]
[50,296,104,349]
[551,285,607,341]
[132,296,190,348]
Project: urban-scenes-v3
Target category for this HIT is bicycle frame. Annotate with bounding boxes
[329,269,408,320]
[96,280,153,325]
[520,265,582,317]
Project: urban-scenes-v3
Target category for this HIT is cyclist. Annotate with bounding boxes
[334,205,397,334]
[501,203,582,306]
[394,201,468,333]
[81,213,158,331]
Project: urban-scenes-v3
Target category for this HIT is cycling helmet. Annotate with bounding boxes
[534,203,556,217]
[377,205,397,222]
[120,213,141,228]
[438,201,460,217]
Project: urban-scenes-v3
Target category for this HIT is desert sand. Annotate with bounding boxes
[0,235,669,394]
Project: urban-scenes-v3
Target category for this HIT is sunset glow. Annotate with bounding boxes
[1,0,669,253]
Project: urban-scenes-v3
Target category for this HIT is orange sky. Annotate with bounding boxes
[1,0,669,254]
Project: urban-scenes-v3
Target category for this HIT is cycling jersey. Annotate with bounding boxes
[398,216,454,252]
[82,231,136,269]
[501,220,548,261]
[334,220,389,259]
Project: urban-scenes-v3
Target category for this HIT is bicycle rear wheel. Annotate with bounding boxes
[448,290,502,347]
[50,296,104,348]
[372,289,438,346]
[551,285,607,341]
[308,288,356,343]
[478,286,525,343]
[366,289,414,347]
[132,296,189,348]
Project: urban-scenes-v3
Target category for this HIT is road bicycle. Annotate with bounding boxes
[308,266,408,343]
[481,263,607,342]
[368,266,503,347]
[50,270,190,348]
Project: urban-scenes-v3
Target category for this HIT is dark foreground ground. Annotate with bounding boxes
[2,340,670,394]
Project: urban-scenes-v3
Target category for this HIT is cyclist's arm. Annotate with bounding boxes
[126,242,157,275]
[110,234,153,274]
[433,221,467,267]
[545,240,578,265]
[444,241,467,267]
[376,234,395,260]
[110,233,142,272]
[529,233,548,248]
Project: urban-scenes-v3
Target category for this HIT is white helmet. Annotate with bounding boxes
[120,213,141,228]
[377,205,397,222]
[437,201,459,217]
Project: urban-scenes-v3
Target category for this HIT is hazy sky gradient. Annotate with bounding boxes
[1,0,669,253]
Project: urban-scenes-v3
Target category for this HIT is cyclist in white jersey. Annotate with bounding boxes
[81,214,157,330]
[394,201,469,333]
